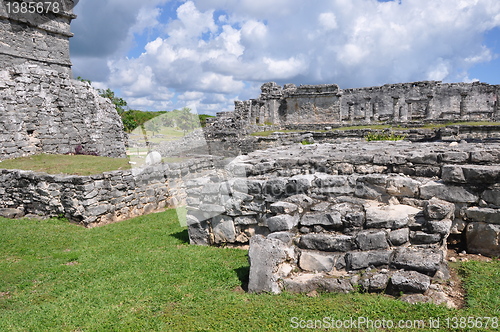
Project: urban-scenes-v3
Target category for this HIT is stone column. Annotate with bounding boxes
[392,97,400,122]
[348,102,354,122]
[460,93,468,119]
[364,98,372,122]
[425,95,434,119]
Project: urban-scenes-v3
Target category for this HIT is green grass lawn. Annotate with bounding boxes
[0,154,131,176]
[1,211,499,331]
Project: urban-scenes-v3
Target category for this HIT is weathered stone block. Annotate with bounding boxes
[359,273,389,292]
[300,211,342,228]
[466,222,500,257]
[410,231,442,244]
[427,219,453,236]
[388,228,409,246]
[365,204,421,229]
[299,250,336,272]
[270,201,298,214]
[346,250,392,270]
[355,230,389,250]
[298,233,356,252]
[465,207,500,224]
[392,248,443,274]
[0,208,24,219]
[424,197,455,220]
[390,270,431,294]
[248,235,291,293]
[266,214,299,232]
[234,216,258,225]
[212,215,236,243]
[420,181,478,203]
[482,188,500,206]
[441,165,466,183]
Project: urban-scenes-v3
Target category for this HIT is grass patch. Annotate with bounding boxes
[365,132,406,141]
[250,130,302,137]
[0,154,131,175]
[0,211,499,331]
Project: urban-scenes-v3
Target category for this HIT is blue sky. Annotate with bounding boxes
[70,0,500,115]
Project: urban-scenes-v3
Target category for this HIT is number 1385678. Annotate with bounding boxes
[5,2,60,14]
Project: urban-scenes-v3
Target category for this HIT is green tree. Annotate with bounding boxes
[98,88,128,116]
[177,107,198,135]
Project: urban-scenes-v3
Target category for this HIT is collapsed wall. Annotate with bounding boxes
[0,0,127,160]
[205,81,500,137]
[186,141,500,297]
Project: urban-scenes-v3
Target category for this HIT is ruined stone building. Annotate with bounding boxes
[0,0,126,160]
[207,81,500,133]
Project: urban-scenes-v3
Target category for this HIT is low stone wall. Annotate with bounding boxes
[203,124,500,157]
[186,141,500,297]
[0,156,222,227]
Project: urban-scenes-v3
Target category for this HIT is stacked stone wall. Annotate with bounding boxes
[0,156,222,227]
[0,0,128,160]
[186,141,500,296]
[205,81,500,137]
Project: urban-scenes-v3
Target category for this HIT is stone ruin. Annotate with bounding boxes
[186,140,500,303]
[0,0,126,160]
[205,81,500,138]
[0,0,499,305]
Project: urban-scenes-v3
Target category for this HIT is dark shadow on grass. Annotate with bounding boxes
[235,265,250,292]
[170,229,189,244]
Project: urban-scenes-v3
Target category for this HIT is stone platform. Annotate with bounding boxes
[186,140,500,297]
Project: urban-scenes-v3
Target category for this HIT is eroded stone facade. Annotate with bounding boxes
[0,0,127,160]
[206,81,500,136]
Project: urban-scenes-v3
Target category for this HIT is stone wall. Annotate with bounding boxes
[0,0,76,74]
[0,156,221,227]
[186,141,500,295]
[0,65,127,159]
[205,81,500,137]
[0,0,128,160]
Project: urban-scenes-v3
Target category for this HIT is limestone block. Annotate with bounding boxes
[466,222,500,257]
[266,214,299,232]
[450,219,467,234]
[298,233,356,252]
[441,165,466,184]
[420,181,478,203]
[299,250,336,272]
[385,176,421,197]
[270,201,298,214]
[388,228,409,246]
[186,214,211,245]
[267,231,295,245]
[424,197,455,220]
[392,248,443,275]
[365,204,421,229]
[359,273,389,292]
[211,215,236,243]
[427,219,453,236]
[283,194,316,209]
[248,235,291,293]
[440,151,469,163]
[317,277,354,293]
[465,207,500,224]
[355,230,389,250]
[346,250,392,270]
[482,188,500,206]
[410,231,442,244]
[390,270,431,294]
[300,211,342,228]
[461,165,500,184]
[0,208,24,219]
[234,216,258,225]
